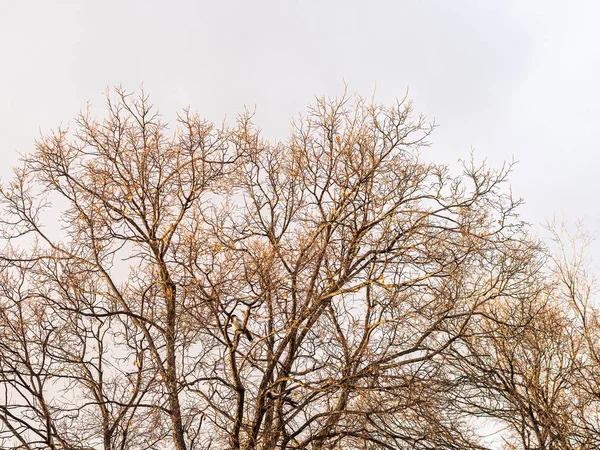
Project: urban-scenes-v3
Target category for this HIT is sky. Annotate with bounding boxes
[1,0,599,261]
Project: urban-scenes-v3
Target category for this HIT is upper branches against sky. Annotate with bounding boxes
[0,88,597,450]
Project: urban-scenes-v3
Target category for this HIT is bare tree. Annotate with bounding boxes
[446,223,600,450]
[548,225,600,449]
[448,281,583,449]
[0,88,539,449]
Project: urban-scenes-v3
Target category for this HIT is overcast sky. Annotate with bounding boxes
[1,0,599,261]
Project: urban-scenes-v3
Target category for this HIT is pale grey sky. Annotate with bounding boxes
[1,0,599,257]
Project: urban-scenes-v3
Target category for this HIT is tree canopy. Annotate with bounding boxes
[0,89,598,450]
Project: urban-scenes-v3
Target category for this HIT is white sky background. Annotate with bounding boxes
[0,1,598,253]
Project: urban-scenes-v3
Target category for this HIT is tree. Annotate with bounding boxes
[448,280,582,449]
[0,88,540,449]
[445,224,600,450]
